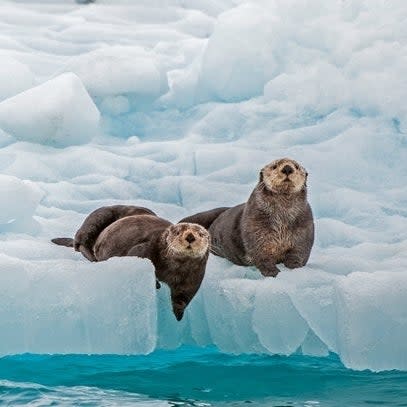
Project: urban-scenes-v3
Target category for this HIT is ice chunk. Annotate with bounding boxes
[336,271,407,371]
[0,175,44,234]
[205,278,265,354]
[0,56,35,102]
[153,262,407,371]
[300,329,330,357]
[253,280,309,355]
[0,256,157,355]
[286,272,340,354]
[198,4,276,102]
[0,73,100,147]
[197,258,266,354]
[263,62,349,116]
[62,46,168,100]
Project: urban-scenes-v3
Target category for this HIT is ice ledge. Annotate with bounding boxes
[0,254,406,372]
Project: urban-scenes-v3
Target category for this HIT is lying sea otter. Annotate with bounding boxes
[52,205,210,320]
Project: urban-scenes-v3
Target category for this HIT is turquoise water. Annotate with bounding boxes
[1,347,407,406]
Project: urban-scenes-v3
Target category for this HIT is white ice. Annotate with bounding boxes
[0,73,100,147]
[0,0,406,372]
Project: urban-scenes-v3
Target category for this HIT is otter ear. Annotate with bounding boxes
[259,170,264,182]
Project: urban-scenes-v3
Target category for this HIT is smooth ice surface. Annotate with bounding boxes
[0,0,406,372]
[0,256,156,355]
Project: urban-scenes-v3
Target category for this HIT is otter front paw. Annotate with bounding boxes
[259,265,280,278]
[78,244,97,262]
[283,253,306,269]
[172,302,186,321]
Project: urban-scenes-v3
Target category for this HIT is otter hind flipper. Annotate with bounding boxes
[51,237,74,247]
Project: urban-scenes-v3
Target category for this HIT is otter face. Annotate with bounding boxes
[260,158,307,194]
[165,223,209,258]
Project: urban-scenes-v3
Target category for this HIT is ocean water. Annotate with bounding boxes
[1,347,407,406]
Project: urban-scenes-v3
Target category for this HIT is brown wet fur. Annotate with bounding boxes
[52,205,209,321]
[180,158,314,277]
[74,205,156,261]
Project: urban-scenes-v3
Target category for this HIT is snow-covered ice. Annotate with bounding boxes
[0,0,406,371]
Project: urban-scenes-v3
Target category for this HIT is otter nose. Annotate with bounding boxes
[185,233,196,243]
[281,165,294,175]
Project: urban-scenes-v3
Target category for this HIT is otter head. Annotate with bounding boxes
[259,158,308,194]
[164,223,209,258]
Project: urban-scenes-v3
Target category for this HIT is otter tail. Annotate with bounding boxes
[51,237,74,247]
[179,207,230,230]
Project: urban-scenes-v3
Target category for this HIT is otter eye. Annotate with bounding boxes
[294,164,299,170]
[272,164,278,170]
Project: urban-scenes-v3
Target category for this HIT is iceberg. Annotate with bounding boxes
[0,0,406,372]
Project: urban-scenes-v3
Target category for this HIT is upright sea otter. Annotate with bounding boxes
[180,158,314,277]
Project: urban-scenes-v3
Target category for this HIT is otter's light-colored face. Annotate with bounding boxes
[165,223,209,258]
[260,158,307,193]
